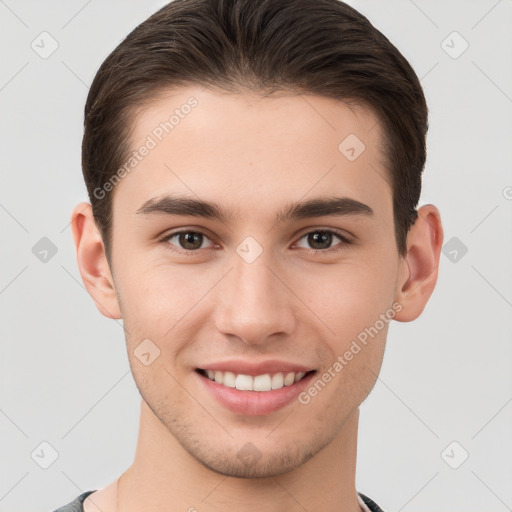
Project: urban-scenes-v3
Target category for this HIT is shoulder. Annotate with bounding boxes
[52,491,97,512]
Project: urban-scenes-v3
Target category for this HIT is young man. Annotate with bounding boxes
[56,0,443,510]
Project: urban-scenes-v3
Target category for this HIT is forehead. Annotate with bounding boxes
[114,85,391,222]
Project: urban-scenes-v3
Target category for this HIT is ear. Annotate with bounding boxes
[393,204,444,322]
[70,202,122,319]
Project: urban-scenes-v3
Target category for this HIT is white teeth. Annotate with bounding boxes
[203,369,309,391]
[253,374,272,391]
[271,373,284,389]
[294,371,305,382]
[222,371,236,388]
[235,374,253,391]
[283,372,295,386]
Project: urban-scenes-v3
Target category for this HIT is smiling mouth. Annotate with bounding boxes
[195,368,316,392]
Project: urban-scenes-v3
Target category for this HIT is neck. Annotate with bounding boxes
[117,400,362,512]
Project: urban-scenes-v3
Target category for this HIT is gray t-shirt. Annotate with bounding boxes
[52,490,386,512]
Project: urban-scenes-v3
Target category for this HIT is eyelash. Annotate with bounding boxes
[158,228,353,256]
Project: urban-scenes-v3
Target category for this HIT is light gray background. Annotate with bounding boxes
[1,1,511,511]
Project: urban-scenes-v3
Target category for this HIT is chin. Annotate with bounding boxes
[191,443,319,479]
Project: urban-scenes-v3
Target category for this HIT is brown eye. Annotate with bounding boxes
[307,231,333,250]
[162,230,215,253]
[295,229,350,251]
[178,232,203,250]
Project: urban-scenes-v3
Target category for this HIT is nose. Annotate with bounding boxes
[213,252,297,346]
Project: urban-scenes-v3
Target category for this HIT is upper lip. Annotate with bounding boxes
[197,359,315,376]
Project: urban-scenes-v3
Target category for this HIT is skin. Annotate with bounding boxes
[71,85,443,512]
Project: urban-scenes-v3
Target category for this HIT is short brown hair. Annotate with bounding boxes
[82,0,427,262]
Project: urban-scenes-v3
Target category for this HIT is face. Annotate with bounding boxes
[105,86,404,477]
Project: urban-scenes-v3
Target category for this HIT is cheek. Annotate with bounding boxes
[298,256,397,342]
[114,257,213,344]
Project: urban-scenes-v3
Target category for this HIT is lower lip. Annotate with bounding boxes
[196,370,316,416]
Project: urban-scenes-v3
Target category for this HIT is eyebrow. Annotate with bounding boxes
[136,194,374,224]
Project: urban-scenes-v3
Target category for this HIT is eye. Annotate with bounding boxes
[159,228,352,255]
[294,229,351,252]
[161,230,215,253]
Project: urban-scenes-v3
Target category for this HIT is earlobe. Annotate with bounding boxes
[394,204,444,322]
[70,202,122,320]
